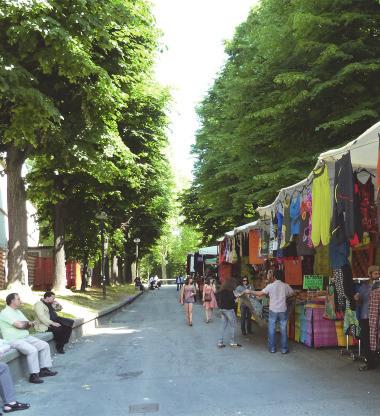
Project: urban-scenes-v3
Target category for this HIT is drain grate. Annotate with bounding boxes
[117,370,143,379]
[129,403,159,414]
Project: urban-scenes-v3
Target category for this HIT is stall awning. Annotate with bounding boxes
[257,121,380,217]
[198,246,218,256]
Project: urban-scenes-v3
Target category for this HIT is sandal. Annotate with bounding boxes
[3,401,30,413]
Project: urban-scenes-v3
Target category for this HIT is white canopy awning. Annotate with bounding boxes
[318,121,380,169]
[198,246,218,256]
[257,121,380,217]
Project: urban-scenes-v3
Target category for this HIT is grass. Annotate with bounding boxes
[0,284,137,320]
[58,284,137,313]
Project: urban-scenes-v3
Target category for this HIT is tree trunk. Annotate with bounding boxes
[105,255,110,285]
[112,254,118,284]
[6,145,28,286]
[92,260,101,287]
[80,256,88,291]
[117,257,123,284]
[124,255,133,283]
[161,253,167,280]
[52,201,67,292]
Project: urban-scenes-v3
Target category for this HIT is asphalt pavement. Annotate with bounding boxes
[13,286,380,416]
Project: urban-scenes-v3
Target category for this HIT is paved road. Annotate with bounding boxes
[15,286,380,416]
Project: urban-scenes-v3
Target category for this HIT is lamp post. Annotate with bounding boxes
[96,211,108,299]
[133,238,140,280]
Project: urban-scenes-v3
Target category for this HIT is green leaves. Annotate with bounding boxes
[185,0,380,242]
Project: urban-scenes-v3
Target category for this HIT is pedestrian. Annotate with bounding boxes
[202,277,217,323]
[149,276,155,290]
[0,293,58,384]
[248,269,294,354]
[354,265,380,371]
[180,276,196,326]
[175,275,181,291]
[238,277,254,336]
[216,278,241,348]
[34,291,74,354]
[0,361,30,413]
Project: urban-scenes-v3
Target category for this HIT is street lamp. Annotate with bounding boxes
[96,211,108,299]
[133,238,141,281]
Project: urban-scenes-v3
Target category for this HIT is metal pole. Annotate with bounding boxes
[101,219,106,299]
[135,242,139,279]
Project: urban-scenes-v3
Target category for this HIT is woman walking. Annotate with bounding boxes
[202,278,217,323]
[216,278,241,348]
[180,276,196,326]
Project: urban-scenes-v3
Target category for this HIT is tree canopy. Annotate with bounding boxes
[183,0,380,243]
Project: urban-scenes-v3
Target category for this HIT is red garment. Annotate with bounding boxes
[358,177,377,233]
[369,289,380,352]
[283,257,303,285]
[248,230,264,265]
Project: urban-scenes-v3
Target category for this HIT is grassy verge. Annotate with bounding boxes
[58,284,137,312]
[0,284,138,321]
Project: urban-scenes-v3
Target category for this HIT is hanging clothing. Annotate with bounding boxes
[297,211,315,256]
[282,197,292,247]
[248,230,264,265]
[349,175,363,246]
[331,152,356,243]
[311,164,331,247]
[290,195,301,236]
[329,240,349,269]
[343,307,360,338]
[369,289,380,351]
[358,175,377,233]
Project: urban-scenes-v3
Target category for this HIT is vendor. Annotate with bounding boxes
[354,265,380,371]
[247,270,294,354]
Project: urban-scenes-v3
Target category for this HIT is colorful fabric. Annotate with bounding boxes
[343,307,360,338]
[369,289,380,351]
[312,307,338,348]
[249,230,264,265]
[311,164,331,247]
[290,195,301,236]
[323,284,336,320]
[358,175,377,233]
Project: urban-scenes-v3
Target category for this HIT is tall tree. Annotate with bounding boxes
[185,0,380,242]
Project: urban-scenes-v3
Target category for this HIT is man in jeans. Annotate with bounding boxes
[249,270,294,354]
[0,293,58,384]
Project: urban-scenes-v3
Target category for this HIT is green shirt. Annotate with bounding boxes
[0,306,29,341]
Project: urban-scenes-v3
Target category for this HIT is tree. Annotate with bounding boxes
[185,0,380,241]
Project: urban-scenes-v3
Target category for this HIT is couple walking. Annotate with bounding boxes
[179,277,217,325]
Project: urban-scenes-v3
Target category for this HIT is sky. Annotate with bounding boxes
[152,0,258,185]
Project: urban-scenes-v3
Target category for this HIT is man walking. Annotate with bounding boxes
[0,293,58,384]
[248,270,294,354]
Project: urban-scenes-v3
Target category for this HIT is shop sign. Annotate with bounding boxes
[303,275,324,290]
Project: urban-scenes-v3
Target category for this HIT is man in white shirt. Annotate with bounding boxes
[248,270,294,354]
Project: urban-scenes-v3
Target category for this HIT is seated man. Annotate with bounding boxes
[0,293,58,384]
[0,361,30,413]
[34,291,74,354]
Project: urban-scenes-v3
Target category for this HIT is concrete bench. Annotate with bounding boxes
[0,292,143,381]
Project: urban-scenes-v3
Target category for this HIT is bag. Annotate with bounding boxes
[57,317,75,327]
[204,293,212,302]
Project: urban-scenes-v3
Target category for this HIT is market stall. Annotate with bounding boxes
[216,121,380,350]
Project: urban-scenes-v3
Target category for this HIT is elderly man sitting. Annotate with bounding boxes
[0,293,58,384]
[34,291,74,354]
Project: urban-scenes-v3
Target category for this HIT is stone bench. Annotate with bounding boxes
[0,292,143,381]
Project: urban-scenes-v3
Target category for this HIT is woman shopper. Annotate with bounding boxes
[180,277,196,326]
[202,278,217,323]
[216,278,241,348]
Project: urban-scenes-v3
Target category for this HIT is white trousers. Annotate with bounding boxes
[10,336,52,374]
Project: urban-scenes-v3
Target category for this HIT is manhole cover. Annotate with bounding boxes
[118,370,143,379]
[129,403,159,414]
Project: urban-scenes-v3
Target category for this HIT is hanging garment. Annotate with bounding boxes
[249,230,264,265]
[297,211,315,256]
[358,175,377,233]
[324,284,337,320]
[283,257,303,285]
[369,289,380,352]
[329,240,349,269]
[302,255,314,276]
[268,221,275,257]
[311,164,331,247]
[343,307,360,338]
[290,194,301,236]
[333,268,346,311]
[331,152,356,243]
[282,196,292,247]
[349,175,363,246]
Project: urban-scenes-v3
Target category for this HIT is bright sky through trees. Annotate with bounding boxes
[152,0,257,183]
